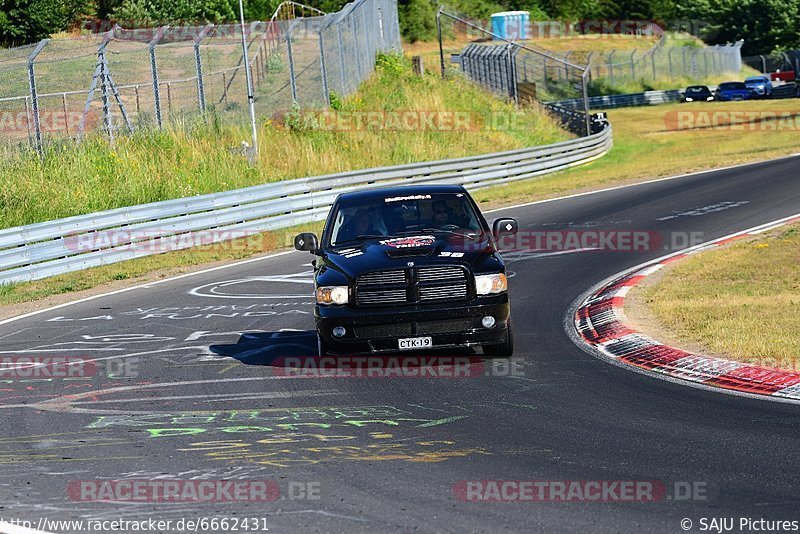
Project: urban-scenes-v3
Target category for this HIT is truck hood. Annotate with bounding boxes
[322,233,502,279]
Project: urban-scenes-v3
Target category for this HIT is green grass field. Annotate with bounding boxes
[637,224,800,369]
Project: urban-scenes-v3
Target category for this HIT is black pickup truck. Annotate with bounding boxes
[294,184,517,357]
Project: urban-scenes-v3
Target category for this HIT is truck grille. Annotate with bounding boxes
[357,270,406,285]
[353,317,476,339]
[355,265,470,307]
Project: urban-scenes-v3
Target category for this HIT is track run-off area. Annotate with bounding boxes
[1,154,800,533]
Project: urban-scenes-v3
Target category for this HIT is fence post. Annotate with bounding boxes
[630,50,636,78]
[99,45,114,144]
[318,30,330,106]
[608,50,615,83]
[26,39,49,155]
[564,51,572,80]
[148,26,167,129]
[667,48,673,77]
[358,5,369,75]
[506,44,518,104]
[436,8,445,78]
[336,24,347,91]
[377,5,385,49]
[759,55,766,73]
[62,93,69,135]
[286,28,298,102]
[24,97,33,147]
[581,66,591,136]
[682,47,687,74]
[586,52,594,83]
[651,49,657,80]
[78,30,114,141]
[194,24,214,114]
[351,11,363,80]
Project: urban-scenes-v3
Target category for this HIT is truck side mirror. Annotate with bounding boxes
[294,232,320,254]
[492,218,518,239]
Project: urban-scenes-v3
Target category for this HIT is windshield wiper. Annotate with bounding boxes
[332,234,385,246]
[418,228,479,238]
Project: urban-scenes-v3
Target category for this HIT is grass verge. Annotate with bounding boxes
[633,224,800,370]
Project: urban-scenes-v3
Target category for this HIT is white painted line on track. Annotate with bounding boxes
[0,250,296,328]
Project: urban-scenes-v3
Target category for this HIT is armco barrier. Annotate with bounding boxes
[551,83,799,110]
[0,124,611,285]
[550,89,683,110]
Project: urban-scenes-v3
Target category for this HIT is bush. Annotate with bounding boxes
[329,91,343,110]
[375,52,405,77]
[283,103,318,132]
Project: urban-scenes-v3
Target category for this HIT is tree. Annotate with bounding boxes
[398,0,436,42]
[0,0,88,45]
[677,0,800,54]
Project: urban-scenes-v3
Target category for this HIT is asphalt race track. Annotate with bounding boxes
[1,155,800,533]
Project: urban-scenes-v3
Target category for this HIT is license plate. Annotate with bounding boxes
[398,337,432,350]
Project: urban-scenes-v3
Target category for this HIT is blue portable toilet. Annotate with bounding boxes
[491,11,529,40]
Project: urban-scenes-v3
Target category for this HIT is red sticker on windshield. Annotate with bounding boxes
[380,235,436,248]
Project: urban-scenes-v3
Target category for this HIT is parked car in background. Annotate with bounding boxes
[744,75,773,97]
[716,82,752,101]
[770,70,796,83]
[682,85,715,102]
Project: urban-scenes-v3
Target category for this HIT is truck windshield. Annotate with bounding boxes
[329,192,483,246]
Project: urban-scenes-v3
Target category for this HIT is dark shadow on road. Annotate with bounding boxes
[210,331,317,366]
[211,331,484,370]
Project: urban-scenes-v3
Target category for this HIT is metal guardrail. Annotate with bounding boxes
[549,89,683,110]
[551,83,799,110]
[0,124,612,285]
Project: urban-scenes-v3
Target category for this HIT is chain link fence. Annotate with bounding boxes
[585,39,743,84]
[436,9,593,136]
[434,10,743,111]
[0,0,401,154]
[743,50,800,75]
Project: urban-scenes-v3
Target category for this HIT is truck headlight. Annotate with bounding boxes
[316,286,349,305]
[475,273,507,295]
